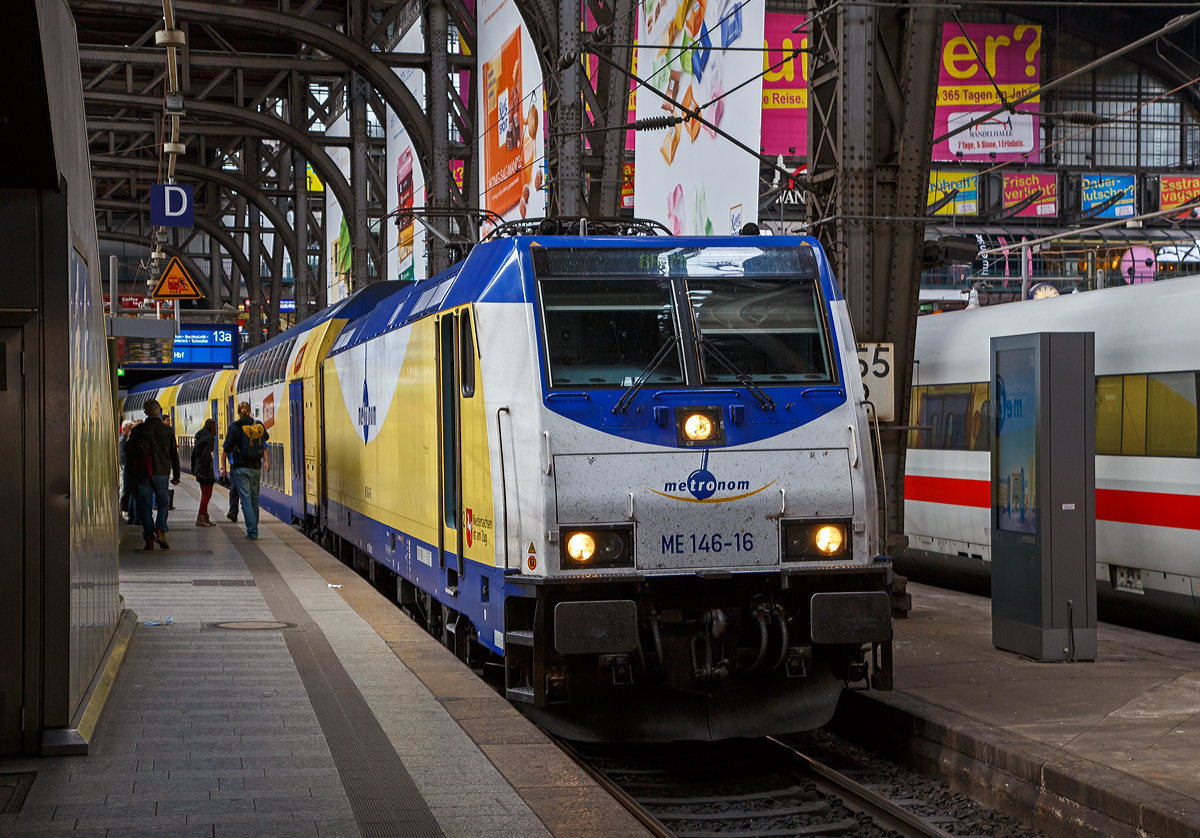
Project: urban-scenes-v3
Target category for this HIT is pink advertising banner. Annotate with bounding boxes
[1002,171,1057,218]
[762,13,806,156]
[932,22,1041,162]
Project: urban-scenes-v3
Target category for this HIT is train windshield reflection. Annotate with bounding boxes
[689,278,833,384]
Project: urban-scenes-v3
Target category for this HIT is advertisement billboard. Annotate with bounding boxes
[932,23,1041,162]
[386,20,427,283]
[928,170,978,216]
[761,12,806,156]
[478,0,546,227]
[1081,173,1135,218]
[1002,171,1056,218]
[1160,174,1200,217]
[634,0,766,234]
[325,112,351,304]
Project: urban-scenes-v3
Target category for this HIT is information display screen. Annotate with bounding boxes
[126,325,238,370]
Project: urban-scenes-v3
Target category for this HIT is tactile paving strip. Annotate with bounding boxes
[233,538,446,838]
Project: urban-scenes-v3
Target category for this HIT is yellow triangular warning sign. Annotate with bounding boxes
[152,256,203,299]
[527,542,536,554]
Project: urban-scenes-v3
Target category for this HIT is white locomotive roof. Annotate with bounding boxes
[913,273,1200,384]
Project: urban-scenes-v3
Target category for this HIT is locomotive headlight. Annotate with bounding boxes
[567,532,596,562]
[814,525,844,555]
[561,526,635,569]
[782,520,850,560]
[684,413,714,441]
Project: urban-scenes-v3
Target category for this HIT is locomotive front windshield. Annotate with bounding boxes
[539,278,683,387]
[533,245,833,389]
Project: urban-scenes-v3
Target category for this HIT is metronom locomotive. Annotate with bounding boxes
[125,230,895,741]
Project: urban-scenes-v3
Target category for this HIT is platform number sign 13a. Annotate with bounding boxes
[856,343,894,421]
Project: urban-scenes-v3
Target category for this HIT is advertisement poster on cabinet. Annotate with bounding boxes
[932,23,1041,162]
[1159,174,1200,218]
[478,0,546,226]
[386,19,427,283]
[634,0,765,234]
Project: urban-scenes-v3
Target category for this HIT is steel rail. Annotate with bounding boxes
[768,737,955,838]
[543,734,675,838]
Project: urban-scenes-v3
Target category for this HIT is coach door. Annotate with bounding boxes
[288,380,304,517]
[437,311,466,593]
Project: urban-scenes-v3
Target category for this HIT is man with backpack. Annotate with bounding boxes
[221,401,269,540]
[125,399,181,550]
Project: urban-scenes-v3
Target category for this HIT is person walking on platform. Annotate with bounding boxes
[126,399,181,550]
[118,420,134,524]
[221,402,269,540]
[191,418,218,527]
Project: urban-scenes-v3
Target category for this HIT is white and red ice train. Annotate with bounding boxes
[898,275,1200,631]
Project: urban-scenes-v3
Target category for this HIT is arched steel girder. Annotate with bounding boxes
[84,90,380,272]
[91,155,298,276]
[69,0,432,174]
[98,231,215,302]
[95,199,254,298]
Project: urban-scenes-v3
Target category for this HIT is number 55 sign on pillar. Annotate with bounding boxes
[856,343,895,421]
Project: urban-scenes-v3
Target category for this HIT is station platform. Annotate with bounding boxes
[838,582,1200,838]
[0,482,650,838]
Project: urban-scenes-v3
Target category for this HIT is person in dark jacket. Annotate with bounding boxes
[191,418,218,527]
[126,399,181,550]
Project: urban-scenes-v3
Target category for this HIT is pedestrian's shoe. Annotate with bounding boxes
[143,537,154,551]
[196,516,206,527]
[202,515,216,527]
[226,510,237,523]
[155,528,170,549]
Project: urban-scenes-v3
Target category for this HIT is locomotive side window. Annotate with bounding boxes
[460,310,476,398]
[687,278,833,384]
[538,278,683,388]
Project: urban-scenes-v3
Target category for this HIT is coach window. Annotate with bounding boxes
[1122,374,1148,456]
[1146,372,1198,457]
[460,311,476,398]
[1095,376,1123,455]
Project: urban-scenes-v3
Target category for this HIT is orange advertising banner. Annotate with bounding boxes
[482,29,528,216]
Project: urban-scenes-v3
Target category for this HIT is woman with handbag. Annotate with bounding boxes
[191,418,218,526]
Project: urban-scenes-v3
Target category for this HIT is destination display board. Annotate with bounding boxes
[124,325,238,370]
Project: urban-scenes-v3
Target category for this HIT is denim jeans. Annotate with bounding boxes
[138,474,171,541]
[231,467,261,538]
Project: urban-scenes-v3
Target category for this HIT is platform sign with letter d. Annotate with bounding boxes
[150,184,194,227]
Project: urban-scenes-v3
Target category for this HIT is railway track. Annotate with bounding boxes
[551,735,955,838]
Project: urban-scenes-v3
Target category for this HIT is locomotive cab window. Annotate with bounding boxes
[689,277,833,384]
[536,277,683,388]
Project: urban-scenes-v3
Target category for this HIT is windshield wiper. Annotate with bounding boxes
[698,337,776,411]
[613,335,680,414]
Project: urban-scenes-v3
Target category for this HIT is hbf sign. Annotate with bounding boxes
[150,183,194,227]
